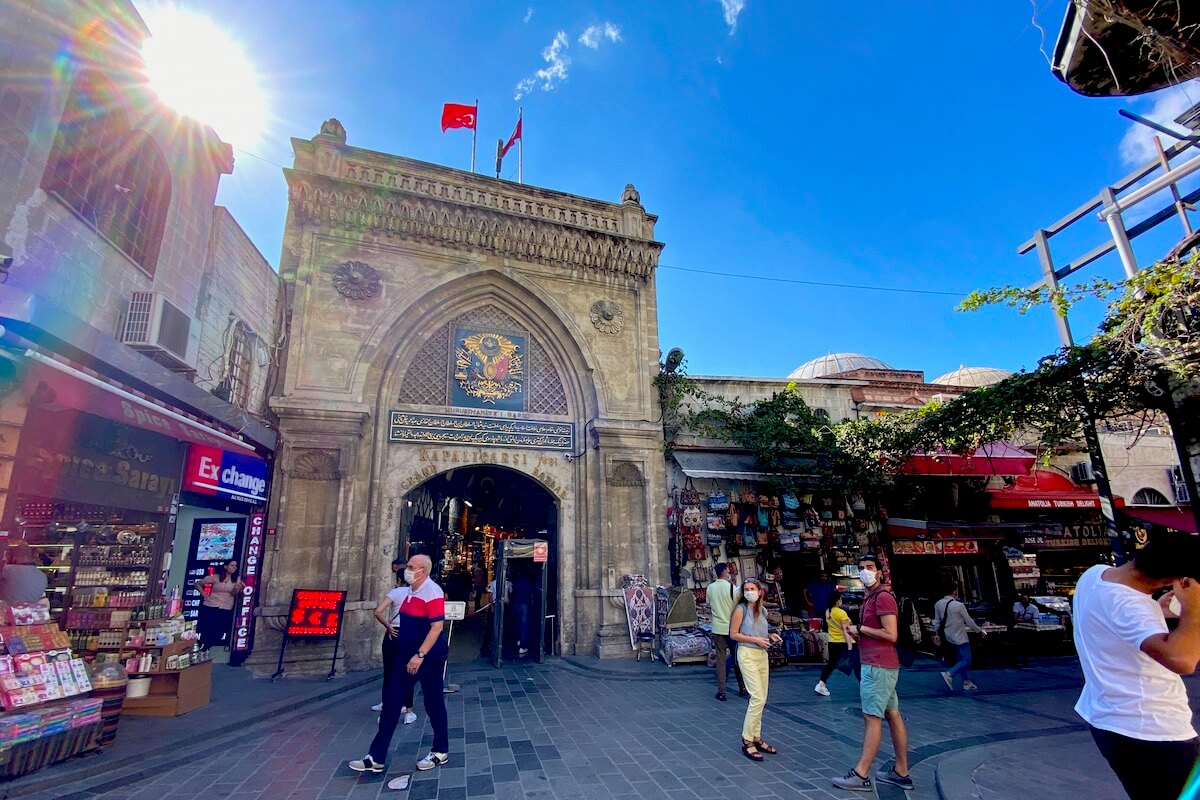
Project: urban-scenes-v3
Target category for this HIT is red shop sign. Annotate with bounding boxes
[232,512,265,652]
[285,589,347,638]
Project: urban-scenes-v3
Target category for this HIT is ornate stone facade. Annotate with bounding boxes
[253,123,668,673]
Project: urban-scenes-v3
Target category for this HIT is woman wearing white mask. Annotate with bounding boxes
[730,576,783,761]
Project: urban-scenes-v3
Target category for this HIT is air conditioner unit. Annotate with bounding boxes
[118,292,193,371]
[1071,461,1096,484]
[1170,466,1191,504]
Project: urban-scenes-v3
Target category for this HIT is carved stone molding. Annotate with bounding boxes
[608,461,645,487]
[289,449,341,480]
[287,180,662,283]
[332,261,381,300]
[589,300,624,335]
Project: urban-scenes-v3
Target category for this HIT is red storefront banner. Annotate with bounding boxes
[232,512,265,652]
[985,469,1102,510]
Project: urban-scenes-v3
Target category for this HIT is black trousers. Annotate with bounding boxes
[819,642,849,684]
[380,637,414,709]
[1090,725,1200,800]
[370,644,448,763]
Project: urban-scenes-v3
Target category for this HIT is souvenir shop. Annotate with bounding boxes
[659,450,888,668]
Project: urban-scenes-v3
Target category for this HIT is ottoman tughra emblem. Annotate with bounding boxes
[454,331,524,405]
[590,300,624,334]
[332,261,381,300]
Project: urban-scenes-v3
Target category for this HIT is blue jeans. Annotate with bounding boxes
[947,641,972,691]
[513,602,531,649]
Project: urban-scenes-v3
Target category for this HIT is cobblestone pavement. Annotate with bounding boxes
[6,654,1198,800]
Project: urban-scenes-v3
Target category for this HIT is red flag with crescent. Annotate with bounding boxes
[441,103,477,132]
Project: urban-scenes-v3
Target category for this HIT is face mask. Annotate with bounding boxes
[403,568,418,584]
[744,590,760,602]
[858,568,878,587]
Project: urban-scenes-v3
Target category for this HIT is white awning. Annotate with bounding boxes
[672,451,817,481]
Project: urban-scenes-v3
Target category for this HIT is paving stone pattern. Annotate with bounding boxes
[6,657,1198,800]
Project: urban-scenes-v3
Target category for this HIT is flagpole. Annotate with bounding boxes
[517,107,523,184]
[470,98,478,173]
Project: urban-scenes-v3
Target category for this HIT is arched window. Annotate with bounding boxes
[42,71,130,226]
[99,130,171,274]
[225,322,255,410]
[1132,487,1171,506]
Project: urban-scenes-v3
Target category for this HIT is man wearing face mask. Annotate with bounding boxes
[832,554,913,793]
[351,554,450,775]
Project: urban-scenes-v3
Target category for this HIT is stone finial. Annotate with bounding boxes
[621,183,641,205]
[318,118,347,143]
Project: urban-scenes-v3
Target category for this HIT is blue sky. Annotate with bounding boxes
[139,1,1200,381]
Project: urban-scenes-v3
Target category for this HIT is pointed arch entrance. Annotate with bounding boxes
[401,465,559,661]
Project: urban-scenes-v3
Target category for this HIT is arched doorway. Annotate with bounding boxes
[400,465,558,662]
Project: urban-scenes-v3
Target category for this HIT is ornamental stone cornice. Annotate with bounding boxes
[286,135,663,283]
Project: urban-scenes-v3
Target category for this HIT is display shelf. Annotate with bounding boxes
[77,563,151,569]
[122,661,211,717]
[72,584,148,589]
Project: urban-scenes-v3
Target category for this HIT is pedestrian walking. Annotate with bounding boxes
[730,577,782,761]
[369,558,416,724]
[814,590,854,696]
[803,571,837,619]
[707,563,747,701]
[832,554,913,793]
[932,581,986,693]
[1073,534,1200,800]
[350,555,450,775]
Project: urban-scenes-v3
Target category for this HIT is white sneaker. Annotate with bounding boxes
[404,711,417,725]
[370,702,383,712]
[963,680,979,692]
[348,755,384,774]
[518,647,529,656]
[416,751,448,771]
[941,671,954,691]
[814,681,830,697]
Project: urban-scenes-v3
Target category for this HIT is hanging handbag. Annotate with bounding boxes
[756,506,769,529]
[782,493,800,510]
[681,478,702,506]
[781,510,801,529]
[779,531,802,551]
[741,519,757,549]
[740,484,758,505]
[706,513,726,531]
[755,528,769,546]
[707,489,729,511]
[682,505,704,528]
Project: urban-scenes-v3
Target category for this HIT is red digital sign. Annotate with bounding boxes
[232,512,266,652]
[285,589,347,638]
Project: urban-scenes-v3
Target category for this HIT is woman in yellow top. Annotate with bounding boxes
[815,590,855,696]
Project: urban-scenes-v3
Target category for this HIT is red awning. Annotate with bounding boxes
[901,442,1035,477]
[1122,506,1199,534]
[986,469,1101,510]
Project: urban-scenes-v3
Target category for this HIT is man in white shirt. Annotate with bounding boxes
[1012,594,1039,624]
[1073,534,1200,800]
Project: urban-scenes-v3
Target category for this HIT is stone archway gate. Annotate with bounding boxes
[249,120,669,673]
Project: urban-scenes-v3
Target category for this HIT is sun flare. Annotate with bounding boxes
[138,4,268,150]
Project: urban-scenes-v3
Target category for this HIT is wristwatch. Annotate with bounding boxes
[416,651,426,659]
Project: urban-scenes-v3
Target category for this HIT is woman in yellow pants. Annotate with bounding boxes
[730,576,783,761]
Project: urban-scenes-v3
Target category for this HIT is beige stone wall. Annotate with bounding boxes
[258,122,669,671]
[194,207,279,415]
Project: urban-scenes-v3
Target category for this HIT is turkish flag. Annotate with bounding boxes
[500,116,522,157]
[441,103,477,132]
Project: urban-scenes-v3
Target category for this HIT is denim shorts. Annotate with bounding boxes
[860,664,900,717]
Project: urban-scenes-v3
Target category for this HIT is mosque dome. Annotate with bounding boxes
[932,365,1013,388]
[788,353,894,380]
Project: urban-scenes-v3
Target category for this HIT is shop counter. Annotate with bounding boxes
[122,661,211,717]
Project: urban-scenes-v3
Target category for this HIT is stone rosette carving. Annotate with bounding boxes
[589,300,624,334]
[332,261,381,300]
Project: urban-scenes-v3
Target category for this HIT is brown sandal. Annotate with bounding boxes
[741,739,764,762]
[754,738,778,755]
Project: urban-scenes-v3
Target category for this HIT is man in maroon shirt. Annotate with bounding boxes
[832,554,913,793]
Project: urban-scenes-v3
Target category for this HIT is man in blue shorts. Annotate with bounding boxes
[832,554,913,793]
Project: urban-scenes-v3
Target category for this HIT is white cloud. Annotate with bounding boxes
[524,7,533,23]
[717,0,745,35]
[515,31,570,100]
[579,22,621,49]
[1119,81,1200,166]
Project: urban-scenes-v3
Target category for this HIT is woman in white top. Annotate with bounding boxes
[195,559,244,650]
[371,559,416,724]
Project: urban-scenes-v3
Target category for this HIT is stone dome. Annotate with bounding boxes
[789,352,894,380]
[932,365,1013,388]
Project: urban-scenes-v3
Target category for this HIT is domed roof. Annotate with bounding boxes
[932,365,1013,388]
[789,352,894,380]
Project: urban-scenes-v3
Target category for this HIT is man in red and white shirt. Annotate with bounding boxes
[350,554,449,775]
